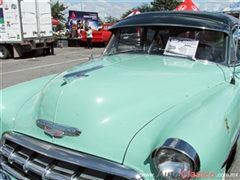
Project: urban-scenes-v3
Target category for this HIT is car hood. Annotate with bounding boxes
[14,54,229,163]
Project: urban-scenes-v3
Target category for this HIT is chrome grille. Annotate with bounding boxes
[0,132,142,180]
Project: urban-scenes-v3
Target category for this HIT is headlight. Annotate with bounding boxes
[153,138,200,180]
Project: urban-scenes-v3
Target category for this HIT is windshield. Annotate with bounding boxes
[103,26,228,63]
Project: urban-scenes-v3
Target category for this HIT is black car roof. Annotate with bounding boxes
[111,11,238,34]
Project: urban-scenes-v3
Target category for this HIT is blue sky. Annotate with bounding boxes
[55,0,237,21]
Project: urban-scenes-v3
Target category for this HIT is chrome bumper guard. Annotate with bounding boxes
[0,132,142,180]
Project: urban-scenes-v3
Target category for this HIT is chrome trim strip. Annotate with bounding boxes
[0,170,11,180]
[155,138,200,172]
[0,132,142,180]
[1,162,26,180]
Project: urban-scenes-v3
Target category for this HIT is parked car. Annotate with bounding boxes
[119,27,142,46]
[0,11,240,180]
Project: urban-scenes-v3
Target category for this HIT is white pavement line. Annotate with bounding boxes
[1,57,88,75]
[51,51,82,57]
[0,51,83,64]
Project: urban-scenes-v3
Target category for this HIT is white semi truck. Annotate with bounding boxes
[0,0,54,59]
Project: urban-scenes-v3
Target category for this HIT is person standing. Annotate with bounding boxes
[84,19,89,31]
[86,26,93,49]
[67,17,73,38]
[77,20,82,38]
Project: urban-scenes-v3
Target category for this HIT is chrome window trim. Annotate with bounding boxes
[228,63,240,67]
[0,132,142,180]
[229,25,240,66]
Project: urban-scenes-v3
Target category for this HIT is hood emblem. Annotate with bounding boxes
[36,119,81,138]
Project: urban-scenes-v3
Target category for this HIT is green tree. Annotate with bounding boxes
[104,16,118,23]
[121,0,182,18]
[51,1,68,30]
[98,17,104,26]
[121,3,152,19]
[150,0,182,11]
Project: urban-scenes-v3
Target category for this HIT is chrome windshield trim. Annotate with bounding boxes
[0,132,142,180]
[155,138,200,172]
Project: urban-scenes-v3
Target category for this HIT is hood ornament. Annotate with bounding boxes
[36,119,81,138]
[62,65,104,83]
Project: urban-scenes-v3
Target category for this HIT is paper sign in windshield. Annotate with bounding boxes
[164,37,199,57]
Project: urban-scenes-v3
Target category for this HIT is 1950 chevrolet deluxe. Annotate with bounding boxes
[0,11,240,180]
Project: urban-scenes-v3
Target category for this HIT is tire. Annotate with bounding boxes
[0,45,10,59]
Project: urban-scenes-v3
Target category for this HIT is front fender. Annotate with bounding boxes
[0,74,56,134]
[123,82,240,179]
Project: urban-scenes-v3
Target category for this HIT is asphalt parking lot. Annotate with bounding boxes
[0,47,239,179]
[0,47,105,89]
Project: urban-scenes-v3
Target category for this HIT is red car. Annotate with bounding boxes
[81,23,114,45]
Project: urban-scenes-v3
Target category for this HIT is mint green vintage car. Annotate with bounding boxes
[0,11,240,180]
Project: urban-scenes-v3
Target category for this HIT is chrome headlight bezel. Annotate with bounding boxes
[152,138,200,179]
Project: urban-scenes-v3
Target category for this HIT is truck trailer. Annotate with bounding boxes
[0,0,54,59]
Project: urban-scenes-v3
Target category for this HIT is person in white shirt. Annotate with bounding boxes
[86,26,93,49]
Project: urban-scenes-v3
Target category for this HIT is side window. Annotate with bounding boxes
[237,41,240,61]
[230,39,237,63]
[231,27,240,64]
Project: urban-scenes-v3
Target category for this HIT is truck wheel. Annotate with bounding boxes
[0,46,9,59]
